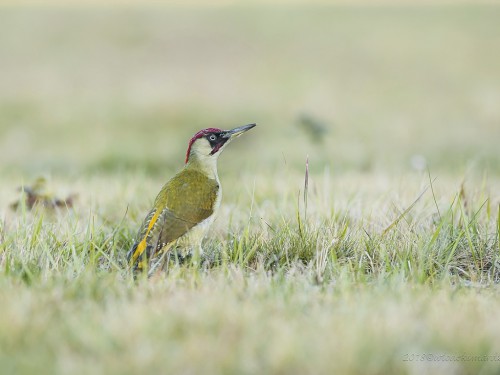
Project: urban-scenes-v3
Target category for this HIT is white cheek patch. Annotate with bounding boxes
[192,138,213,157]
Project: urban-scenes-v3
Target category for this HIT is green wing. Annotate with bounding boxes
[127,207,197,270]
[128,168,219,271]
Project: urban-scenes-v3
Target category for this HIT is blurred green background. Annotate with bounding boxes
[0,3,499,178]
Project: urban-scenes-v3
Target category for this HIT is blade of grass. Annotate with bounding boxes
[382,185,430,236]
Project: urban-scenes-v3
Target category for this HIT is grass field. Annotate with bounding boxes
[1,3,500,374]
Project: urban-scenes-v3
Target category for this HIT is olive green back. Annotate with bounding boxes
[127,167,220,268]
[154,168,219,224]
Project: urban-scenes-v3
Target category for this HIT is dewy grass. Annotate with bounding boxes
[1,4,500,374]
[1,172,500,375]
[4,170,499,286]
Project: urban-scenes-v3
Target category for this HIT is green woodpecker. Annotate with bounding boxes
[127,123,256,273]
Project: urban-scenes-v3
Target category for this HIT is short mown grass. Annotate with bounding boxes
[1,169,500,374]
[1,3,500,374]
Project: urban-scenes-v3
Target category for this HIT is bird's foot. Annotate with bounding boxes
[168,249,216,269]
[169,250,192,265]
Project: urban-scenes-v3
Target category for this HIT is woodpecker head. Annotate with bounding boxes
[185,123,256,164]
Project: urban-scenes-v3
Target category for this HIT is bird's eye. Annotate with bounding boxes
[209,134,217,141]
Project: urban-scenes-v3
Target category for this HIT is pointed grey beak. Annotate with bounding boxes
[223,123,256,139]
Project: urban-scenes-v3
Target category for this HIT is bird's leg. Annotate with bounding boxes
[167,245,192,265]
[167,244,213,268]
[174,243,205,268]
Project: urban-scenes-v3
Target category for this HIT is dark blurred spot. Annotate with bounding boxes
[10,177,77,210]
[296,113,330,143]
